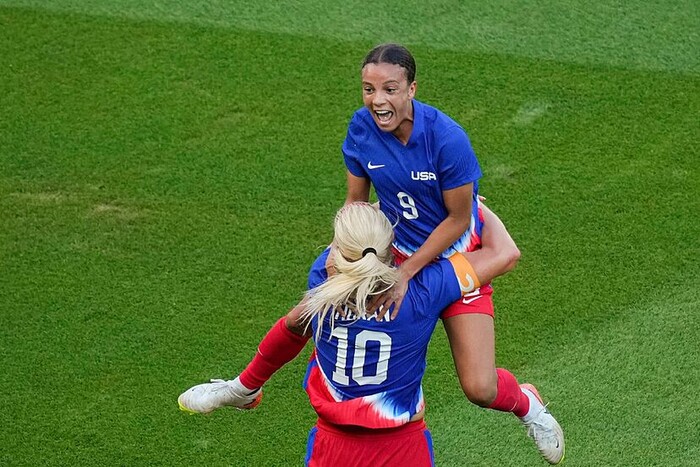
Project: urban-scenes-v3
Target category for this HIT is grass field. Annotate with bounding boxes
[1,2,698,466]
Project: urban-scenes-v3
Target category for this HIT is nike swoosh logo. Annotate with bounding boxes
[367,162,386,169]
[462,295,483,305]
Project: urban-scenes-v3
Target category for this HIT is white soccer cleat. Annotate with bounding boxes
[519,383,565,465]
[178,376,262,415]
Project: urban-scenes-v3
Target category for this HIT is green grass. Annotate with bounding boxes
[1,3,698,466]
[2,0,698,73]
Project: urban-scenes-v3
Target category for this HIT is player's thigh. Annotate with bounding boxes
[443,313,496,382]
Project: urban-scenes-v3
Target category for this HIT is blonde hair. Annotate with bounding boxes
[302,202,399,336]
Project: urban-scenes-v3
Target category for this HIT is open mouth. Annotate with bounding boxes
[374,110,393,123]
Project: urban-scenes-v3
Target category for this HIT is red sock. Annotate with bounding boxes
[488,368,530,417]
[238,318,310,389]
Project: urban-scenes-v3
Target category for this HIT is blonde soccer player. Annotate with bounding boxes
[179,203,564,465]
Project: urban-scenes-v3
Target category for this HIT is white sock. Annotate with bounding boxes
[231,376,258,395]
[520,388,544,424]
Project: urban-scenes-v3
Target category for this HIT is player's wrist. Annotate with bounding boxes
[398,262,418,280]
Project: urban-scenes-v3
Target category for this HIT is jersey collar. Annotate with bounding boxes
[406,99,424,148]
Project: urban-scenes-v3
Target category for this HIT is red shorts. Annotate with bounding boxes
[305,419,434,467]
[441,284,494,318]
[393,249,495,318]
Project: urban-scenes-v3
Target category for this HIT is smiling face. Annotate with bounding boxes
[361,62,417,144]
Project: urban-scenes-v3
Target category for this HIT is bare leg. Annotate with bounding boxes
[443,313,498,406]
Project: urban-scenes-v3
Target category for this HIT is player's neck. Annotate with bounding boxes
[392,104,414,145]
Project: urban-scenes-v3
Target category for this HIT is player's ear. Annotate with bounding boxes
[408,81,417,99]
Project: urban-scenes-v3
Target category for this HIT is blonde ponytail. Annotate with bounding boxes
[302,203,398,336]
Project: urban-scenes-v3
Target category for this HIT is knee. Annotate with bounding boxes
[461,375,498,407]
[285,305,308,336]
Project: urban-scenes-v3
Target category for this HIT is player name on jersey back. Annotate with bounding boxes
[332,307,392,322]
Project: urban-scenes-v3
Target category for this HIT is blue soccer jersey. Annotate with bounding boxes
[303,248,471,429]
[343,100,483,258]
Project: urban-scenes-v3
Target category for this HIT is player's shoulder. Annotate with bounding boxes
[408,260,457,308]
[349,107,374,128]
[416,100,466,139]
[414,259,452,285]
[346,107,376,145]
[307,247,331,289]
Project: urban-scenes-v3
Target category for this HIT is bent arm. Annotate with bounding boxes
[369,183,473,316]
[462,204,520,285]
[345,170,371,204]
[400,183,473,280]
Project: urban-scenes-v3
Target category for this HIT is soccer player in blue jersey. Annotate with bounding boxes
[342,43,564,463]
[179,44,565,464]
[180,203,564,465]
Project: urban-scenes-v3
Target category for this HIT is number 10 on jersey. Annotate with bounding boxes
[330,327,392,386]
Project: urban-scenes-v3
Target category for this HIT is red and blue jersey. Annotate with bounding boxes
[343,100,483,258]
[303,248,471,429]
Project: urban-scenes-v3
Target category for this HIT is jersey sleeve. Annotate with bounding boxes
[307,248,331,289]
[437,126,482,191]
[342,112,369,178]
[411,260,463,318]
